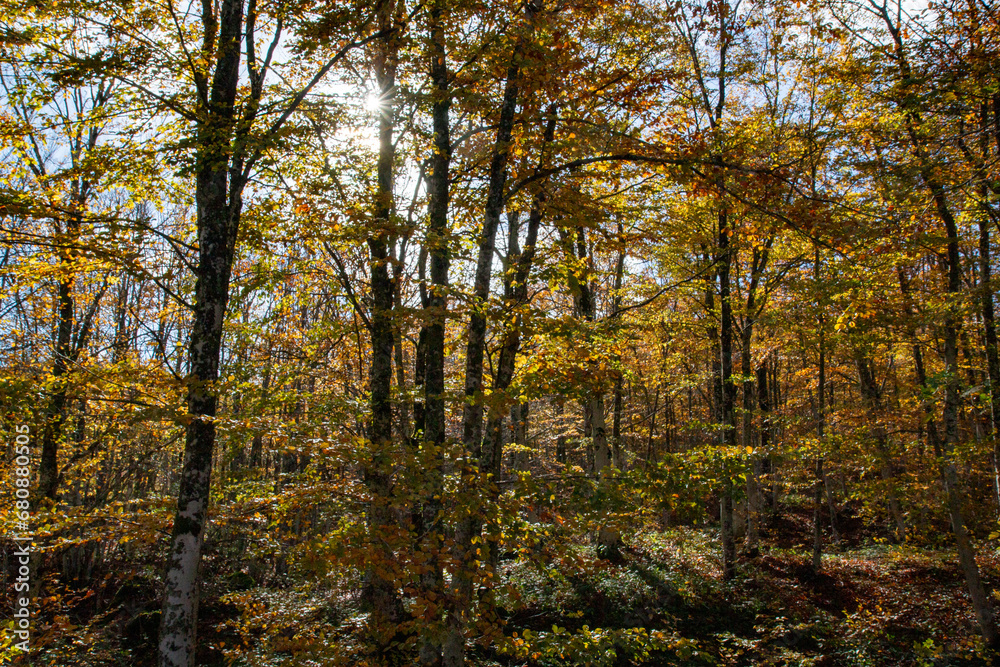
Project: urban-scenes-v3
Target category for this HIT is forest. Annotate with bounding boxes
[2,0,1000,664]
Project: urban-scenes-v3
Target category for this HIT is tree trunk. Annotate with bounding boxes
[718,209,736,581]
[38,255,75,501]
[611,225,626,469]
[555,398,567,464]
[742,239,770,552]
[824,377,840,545]
[813,247,825,574]
[937,185,1000,653]
[769,357,781,513]
[979,207,1000,517]
[881,12,1000,647]
[394,237,411,440]
[510,400,530,470]
[158,1,247,663]
[855,353,906,542]
[482,206,544,570]
[363,2,405,657]
[445,20,530,662]
[742,324,758,552]
[480,110,557,481]
[645,387,659,470]
[39,220,104,498]
[704,246,722,450]
[37,98,107,502]
[418,2,451,663]
[559,223,619,556]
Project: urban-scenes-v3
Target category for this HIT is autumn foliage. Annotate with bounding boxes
[3,0,1000,665]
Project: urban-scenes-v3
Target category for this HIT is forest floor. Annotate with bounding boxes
[30,501,998,666]
[491,506,996,666]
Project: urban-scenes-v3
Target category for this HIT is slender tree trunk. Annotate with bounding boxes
[481,111,556,481]
[511,401,530,470]
[769,356,781,513]
[38,105,107,501]
[249,357,269,469]
[413,247,429,445]
[158,1,247,663]
[645,387,659,470]
[824,378,840,545]
[418,3,451,663]
[38,209,105,501]
[363,3,405,657]
[937,186,1000,653]
[611,226,626,468]
[974,96,1000,518]
[394,237,411,440]
[612,369,624,466]
[704,246,731,559]
[555,399,567,464]
[718,210,736,580]
[482,206,543,475]
[38,248,75,501]
[880,12,1000,648]
[754,363,770,536]
[855,353,906,542]
[590,392,618,554]
[703,246,722,450]
[979,205,1000,517]
[409,248,430,546]
[479,110,556,596]
[742,324,758,552]
[742,240,770,552]
[559,223,618,555]
[445,19,530,662]
[590,394,610,471]
[812,247,825,573]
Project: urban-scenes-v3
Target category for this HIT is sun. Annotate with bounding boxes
[364,92,383,113]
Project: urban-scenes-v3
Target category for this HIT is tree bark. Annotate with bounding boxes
[38,187,104,498]
[754,362,770,537]
[394,237,411,440]
[855,353,906,542]
[813,248,825,574]
[611,225,626,468]
[559,223,618,555]
[877,9,1000,651]
[418,2,451,663]
[742,239,770,552]
[363,1,406,657]
[158,1,247,664]
[937,183,1000,654]
[718,209,736,581]
[482,111,557,479]
[445,15,531,661]
[979,198,1000,517]
[479,129,551,575]
[38,241,76,501]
